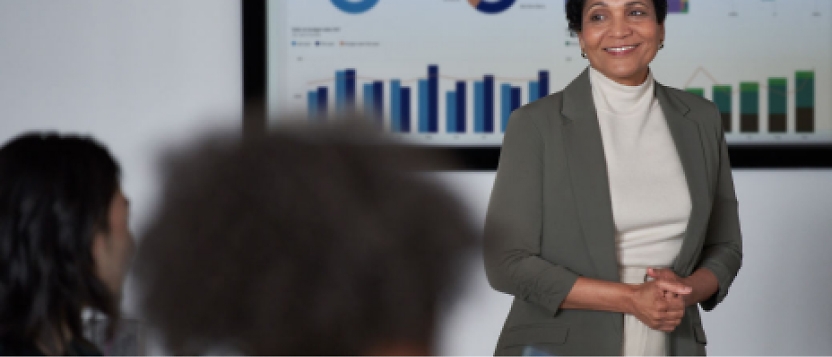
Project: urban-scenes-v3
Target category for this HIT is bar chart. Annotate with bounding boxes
[306,66,551,135]
[271,0,832,146]
[683,70,815,134]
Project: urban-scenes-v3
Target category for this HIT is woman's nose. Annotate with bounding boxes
[609,15,633,38]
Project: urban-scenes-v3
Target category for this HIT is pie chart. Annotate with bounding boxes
[330,0,380,14]
[468,0,517,14]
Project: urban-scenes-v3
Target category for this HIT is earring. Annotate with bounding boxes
[660,43,665,50]
[581,51,587,58]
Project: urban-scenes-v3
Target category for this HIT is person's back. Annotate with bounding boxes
[0,133,133,356]
[134,123,476,355]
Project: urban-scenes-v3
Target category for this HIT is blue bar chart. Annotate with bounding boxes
[306,66,551,135]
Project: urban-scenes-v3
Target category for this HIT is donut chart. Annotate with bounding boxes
[467,0,517,14]
[330,0,380,14]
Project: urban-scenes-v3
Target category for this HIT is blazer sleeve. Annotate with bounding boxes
[483,108,579,315]
[697,112,743,311]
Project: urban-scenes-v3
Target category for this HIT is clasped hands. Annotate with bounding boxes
[629,268,691,332]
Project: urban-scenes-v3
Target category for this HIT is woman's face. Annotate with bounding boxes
[93,189,135,300]
[578,0,664,86]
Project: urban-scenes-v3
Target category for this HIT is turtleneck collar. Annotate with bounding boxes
[588,66,655,116]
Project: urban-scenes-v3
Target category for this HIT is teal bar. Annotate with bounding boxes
[713,85,732,114]
[768,78,787,115]
[740,82,759,115]
[796,71,815,109]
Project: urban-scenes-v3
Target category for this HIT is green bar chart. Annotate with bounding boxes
[768,78,788,133]
[685,88,705,97]
[713,85,732,133]
[741,82,760,133]
[796,71,815,133]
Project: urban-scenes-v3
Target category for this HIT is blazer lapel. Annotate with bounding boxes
[654,84,711,276]
[560,69,619,283]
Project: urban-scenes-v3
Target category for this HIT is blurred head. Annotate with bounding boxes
[0,133,133,351]
[135,122,476,355]
[567,0,667,85]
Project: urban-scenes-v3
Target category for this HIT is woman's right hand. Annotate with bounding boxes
[628,280,692,332]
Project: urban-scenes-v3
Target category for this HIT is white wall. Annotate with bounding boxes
[0,0,242,315]
[0,0,242,227]
[433,170,832,356]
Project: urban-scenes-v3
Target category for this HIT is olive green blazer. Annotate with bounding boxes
[483,68,742,356]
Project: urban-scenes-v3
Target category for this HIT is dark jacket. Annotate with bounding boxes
[484,68,743,356]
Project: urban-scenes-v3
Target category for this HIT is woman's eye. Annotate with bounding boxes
[630,10,647,16]
[589,14,605,21]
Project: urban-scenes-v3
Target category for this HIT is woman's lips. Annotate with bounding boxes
[604,44,640,56]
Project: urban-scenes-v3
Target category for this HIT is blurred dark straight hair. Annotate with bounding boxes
[0,133,121,353]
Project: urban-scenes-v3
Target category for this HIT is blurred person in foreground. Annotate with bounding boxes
[134,121,477,355]
[0,133,134,355]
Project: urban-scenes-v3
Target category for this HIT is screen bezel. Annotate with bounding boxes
[243,0,832,169]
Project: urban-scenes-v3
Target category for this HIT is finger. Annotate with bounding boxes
[660,289,680,299]
[659,323,680,333]
[656,280,692,295]
[663,301,686,312]
[649,320,666,331]
[647,268,666,278]
[656,323,676,333]
[652,301,669,314]
[658,310,684,321]
[667,300,686,311]
[666,295,686,309]
[658,318,683,328]
[666,311,685,320]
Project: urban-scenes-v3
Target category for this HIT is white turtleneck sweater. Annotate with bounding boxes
[588,67,691,269]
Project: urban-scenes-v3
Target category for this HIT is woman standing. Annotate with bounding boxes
[484,0,742,355]
[0,134,134,355]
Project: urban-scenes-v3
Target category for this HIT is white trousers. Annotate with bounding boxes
[620,267,670,356]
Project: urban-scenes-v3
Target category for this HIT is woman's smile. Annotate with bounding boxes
[604,43,641,56]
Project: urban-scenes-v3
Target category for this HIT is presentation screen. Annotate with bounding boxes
[267,0,832,147]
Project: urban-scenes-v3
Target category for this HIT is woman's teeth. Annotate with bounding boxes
[606,45,637,53]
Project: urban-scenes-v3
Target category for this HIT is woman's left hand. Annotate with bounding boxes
[647,268,690,306]
[648,267,721,309]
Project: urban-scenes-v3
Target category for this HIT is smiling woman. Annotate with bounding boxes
[483,0,742,355]
[576,0,664,85]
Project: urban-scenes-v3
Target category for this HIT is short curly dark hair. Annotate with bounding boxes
[135,122,477,355]
[566,0,668,33]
